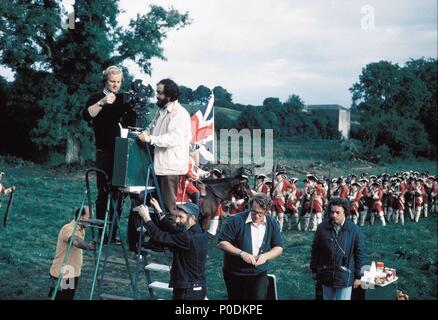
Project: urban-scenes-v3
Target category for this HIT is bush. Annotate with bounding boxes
[374,144,394,164]
[0,154,35,168]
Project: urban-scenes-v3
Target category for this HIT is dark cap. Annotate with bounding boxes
[176,202,200,219]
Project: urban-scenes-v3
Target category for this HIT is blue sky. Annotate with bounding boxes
[1,0,436,107]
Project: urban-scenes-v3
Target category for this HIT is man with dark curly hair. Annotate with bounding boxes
[138,79,191,216]
[310,196,367,300]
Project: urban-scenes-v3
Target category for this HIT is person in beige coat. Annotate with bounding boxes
[138,79,192,215]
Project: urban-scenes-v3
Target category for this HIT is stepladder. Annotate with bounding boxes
[49,168,135,300]
[90,163,173,300]
[51,143,174,300]
[91,146,174,300]
[132,163,174,300]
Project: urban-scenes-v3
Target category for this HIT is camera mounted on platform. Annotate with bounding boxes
[123,79,154,127]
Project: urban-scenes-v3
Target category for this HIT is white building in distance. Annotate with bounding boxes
[304,104,350,139]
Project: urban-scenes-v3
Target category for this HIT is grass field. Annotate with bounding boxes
[0,145,436,300]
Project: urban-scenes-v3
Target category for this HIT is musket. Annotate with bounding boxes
[270,160,278,199]
[3,188,14,227]
[327,167,331,201]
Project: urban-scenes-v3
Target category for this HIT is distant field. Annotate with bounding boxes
[213,137,435,185]
[0,144,436,300]
[185,104,242,126]
[215,106,242,126]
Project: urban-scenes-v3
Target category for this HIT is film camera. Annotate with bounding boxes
[113,79,154,188]
[123,79,154,127]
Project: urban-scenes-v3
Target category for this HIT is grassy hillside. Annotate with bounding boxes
[0,153,436,300]
[214,107,242,122]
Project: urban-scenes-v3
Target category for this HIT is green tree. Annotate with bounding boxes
[178,85,194,104]
[350,59,434,160]
[405,58,437,156]
[212,86,233,107]
[193,85,211,102]
[0,0,190,163]
[262,97,282,110]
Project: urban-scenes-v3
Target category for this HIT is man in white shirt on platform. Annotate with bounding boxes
[138,79,191,216]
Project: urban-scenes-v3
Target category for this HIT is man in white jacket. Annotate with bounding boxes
[138,79,191,215]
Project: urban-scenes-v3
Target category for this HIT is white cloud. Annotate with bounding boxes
[2,0,436,108]
[119,0,435,107]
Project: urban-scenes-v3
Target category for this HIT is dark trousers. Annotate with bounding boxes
[223,269,268,300]
[156,175,180,215]
[96,150,122,240]
[128,195,143,252]
[173,286,206,300]
[48,276,79,300]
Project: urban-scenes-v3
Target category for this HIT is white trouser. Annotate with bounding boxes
[303,213,311,231]
[394,210,404,225]
[359,210,367,227]
[378,211,386,226]
[423,204,428,218]
[207,217,220,236]
[414,206,422,222]
[277,212,285,232]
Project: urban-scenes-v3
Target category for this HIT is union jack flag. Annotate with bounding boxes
[190,91,214,165]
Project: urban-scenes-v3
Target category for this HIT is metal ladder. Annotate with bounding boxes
[86,168,136,300]
[96,143,173,300]
[49,168,135,300]
[133,162,173,300]
[51,153,173,300]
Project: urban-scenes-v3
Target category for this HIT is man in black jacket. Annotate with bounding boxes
[134,199,208,300]
[83,66,134,242]
[218,193,284,300]
[310,197,367,300]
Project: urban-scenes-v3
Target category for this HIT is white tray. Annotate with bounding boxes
[374,276,398,287]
